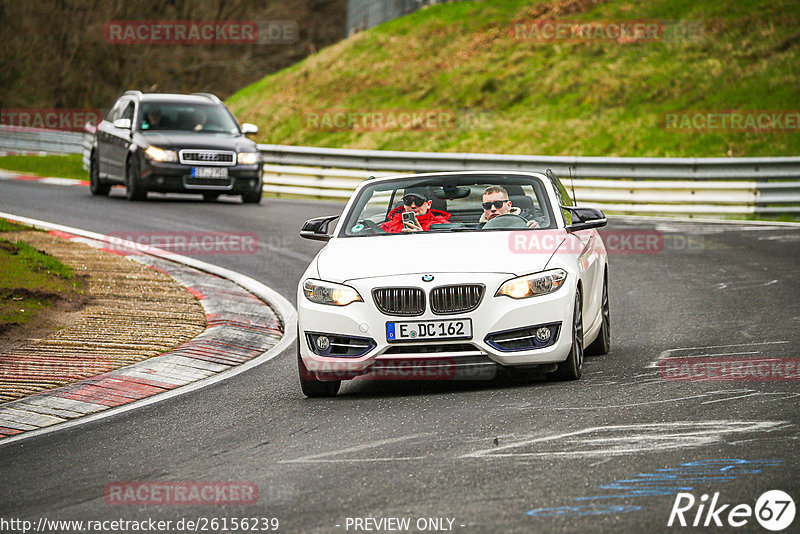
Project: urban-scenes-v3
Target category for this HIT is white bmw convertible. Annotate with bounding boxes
[296,171,610,397]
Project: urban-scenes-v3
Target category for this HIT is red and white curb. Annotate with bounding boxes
[0,212,297,447]
[0,168,89,187]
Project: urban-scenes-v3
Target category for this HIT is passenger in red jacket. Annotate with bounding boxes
[381,187,451,233]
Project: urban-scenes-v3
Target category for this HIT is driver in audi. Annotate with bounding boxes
[479,185,539,228]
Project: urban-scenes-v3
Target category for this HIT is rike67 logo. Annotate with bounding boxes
[668,490,795,531]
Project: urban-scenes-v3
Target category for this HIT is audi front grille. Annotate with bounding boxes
[178,150,235,166]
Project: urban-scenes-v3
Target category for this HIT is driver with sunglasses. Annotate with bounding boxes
[478,186,539,228]
[381,186,451,233]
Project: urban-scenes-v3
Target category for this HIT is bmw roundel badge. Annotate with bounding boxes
[422,274,434,282]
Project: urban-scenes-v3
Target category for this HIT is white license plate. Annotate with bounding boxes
[192,167,228,179]
[386,319,472,342]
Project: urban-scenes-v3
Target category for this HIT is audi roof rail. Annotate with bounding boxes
[191,92,222,103]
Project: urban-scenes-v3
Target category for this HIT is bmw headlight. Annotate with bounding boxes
[144,145,178,163]
[496,269,567,299]
[237,152,260,165]
[303,279,363,306]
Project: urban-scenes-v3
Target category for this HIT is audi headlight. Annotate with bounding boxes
[144,145,178,163]
[303,279,363,306]
[237,152,260,165]
[496,269,567,299]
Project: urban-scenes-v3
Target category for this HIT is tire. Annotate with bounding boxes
[586,273,610,356]
[241,187,262,204]
[89,153,110,196]
[125,156,147,201]
[202,193,220,202]
[297,340,340,398]
[552,288,584,381]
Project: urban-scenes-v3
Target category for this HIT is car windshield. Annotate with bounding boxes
[340,174,555,237]
[138,102,240,134]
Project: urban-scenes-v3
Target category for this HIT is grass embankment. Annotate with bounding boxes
[0,154,85,180]
[228,0,800,157]
[0,220,84,333]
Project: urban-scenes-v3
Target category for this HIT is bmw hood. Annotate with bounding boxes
[316,230,568,283]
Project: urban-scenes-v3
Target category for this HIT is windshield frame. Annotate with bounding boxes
[136,100,241,135]
[336,173,558,239]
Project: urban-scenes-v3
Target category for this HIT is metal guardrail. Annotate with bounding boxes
[257,145,800,216]
[0,126,84,155]
[347,0,450,35]
[257,144,800,180]
[0,127,797,216]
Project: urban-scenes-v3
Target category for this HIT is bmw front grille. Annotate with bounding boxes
[372,287,425,316]
[430,284,484,314]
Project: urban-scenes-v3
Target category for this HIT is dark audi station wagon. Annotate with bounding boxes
[88,91,263,203]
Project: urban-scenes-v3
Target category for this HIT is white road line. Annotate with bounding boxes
[282,433,430,464]
[460,421,788,459]
[648,341,790,368]
[549,393,712,410]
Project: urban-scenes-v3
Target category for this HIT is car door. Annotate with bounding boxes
[107,99,136,181]
[551,174,603,323]
[96,99,123,179]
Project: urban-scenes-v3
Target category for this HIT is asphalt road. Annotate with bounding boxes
[1,182,799,534]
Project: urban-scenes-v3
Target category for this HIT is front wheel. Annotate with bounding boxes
[125,157,147,201]
[89,154,110,196]
[298,343,340,397]
[241,190,262,204]
[551,289,584,381]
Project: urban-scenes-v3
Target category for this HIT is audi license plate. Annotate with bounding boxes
[192,167,228,179]
[386,319,472,343]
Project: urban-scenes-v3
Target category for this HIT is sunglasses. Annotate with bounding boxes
[402,195,427,207]
[482,200,509,210]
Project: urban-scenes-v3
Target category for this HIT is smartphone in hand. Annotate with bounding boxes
[402,210,419,228]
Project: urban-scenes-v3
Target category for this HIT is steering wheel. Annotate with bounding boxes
[482,214,529,229]
[353,219,385,235]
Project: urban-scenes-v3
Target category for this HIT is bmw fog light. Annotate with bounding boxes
[316,336,331,351]
[535,327,551,342]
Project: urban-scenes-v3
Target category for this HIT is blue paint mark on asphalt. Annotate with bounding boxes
[527,458,783,517]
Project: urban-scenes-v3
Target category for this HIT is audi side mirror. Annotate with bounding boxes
[241,123,259,135]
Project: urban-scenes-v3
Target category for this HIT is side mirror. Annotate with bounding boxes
[565,207,607,231]
[241,123,259,135]
[113,118,132,130]
[300,215,339,242]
